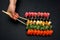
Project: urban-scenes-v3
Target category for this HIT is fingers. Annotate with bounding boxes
[12,12,19,20]
[15,13,19,18]
[6,11,19,20]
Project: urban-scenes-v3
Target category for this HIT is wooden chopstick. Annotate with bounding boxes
[16,19,26,25]
[2,10,26,25]
[19,17,27,20]
[2,10,27,20]
[2,10,12,17]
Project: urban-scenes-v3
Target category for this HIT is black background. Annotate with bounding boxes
[0,0,60,40]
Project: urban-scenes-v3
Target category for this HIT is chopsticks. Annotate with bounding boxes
[2,10,26,25]
[16,19,26,25]
[2,10,27,20]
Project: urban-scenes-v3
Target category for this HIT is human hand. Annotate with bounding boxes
[7,4,19,20]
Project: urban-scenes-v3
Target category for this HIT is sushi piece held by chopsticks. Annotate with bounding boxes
[2,10,27,20]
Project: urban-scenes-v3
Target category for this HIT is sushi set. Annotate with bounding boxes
[2,10,53,36]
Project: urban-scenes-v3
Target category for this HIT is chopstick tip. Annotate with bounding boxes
[2,10,5,12]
